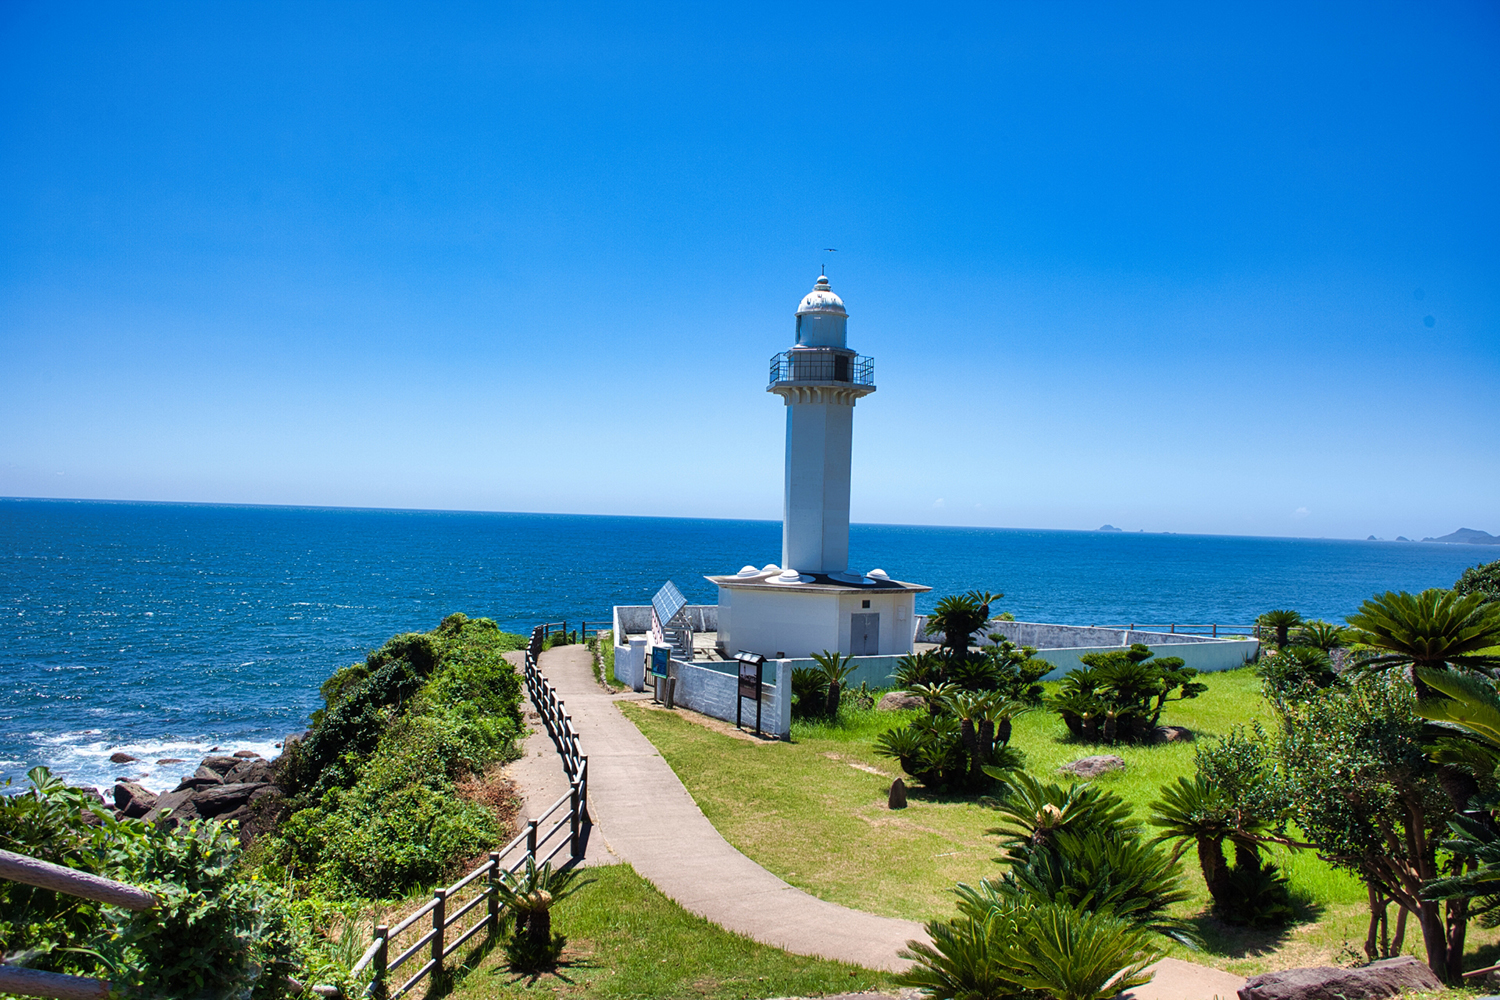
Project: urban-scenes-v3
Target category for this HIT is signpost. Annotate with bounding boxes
[650,646,673,707]
[734,651,767,737]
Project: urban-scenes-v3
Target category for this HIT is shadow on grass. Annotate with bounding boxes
[429,924,599,998]
[1187,896,1328,960]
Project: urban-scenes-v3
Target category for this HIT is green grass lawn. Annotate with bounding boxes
[619,668,1500,977]
[441,863,890,999]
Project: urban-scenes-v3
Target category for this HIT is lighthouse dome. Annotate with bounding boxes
[796,275,847,317]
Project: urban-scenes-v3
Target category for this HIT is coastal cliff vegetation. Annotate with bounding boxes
[257,612,528,897]
[1,612,528,999]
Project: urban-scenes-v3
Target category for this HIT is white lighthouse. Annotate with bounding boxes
[710,274,928,659]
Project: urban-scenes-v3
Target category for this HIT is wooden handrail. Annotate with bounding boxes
[0,848,156,911]
[0,967,108,1000]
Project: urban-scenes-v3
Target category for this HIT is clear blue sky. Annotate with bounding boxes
[2,1,1496,540]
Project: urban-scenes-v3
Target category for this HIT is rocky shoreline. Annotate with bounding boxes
[105,736,300,840]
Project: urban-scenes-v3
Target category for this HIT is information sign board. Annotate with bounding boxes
[650,645,672,679]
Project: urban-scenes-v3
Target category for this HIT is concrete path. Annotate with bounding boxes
[525,645,1251,998]
[533,644,925,972]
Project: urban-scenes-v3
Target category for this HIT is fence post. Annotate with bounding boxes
[579,755,589,821]
[487,852,501,931]
[1212,623,1217,637]
[372,924,388,999]
[526,820,537,859]
[432,888,446,985]
[570,779,582,860]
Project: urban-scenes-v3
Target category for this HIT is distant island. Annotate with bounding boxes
[1422,527,1500,545]
[1097,524,1123,532]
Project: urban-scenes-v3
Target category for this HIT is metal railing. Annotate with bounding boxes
[768,349,874,386]
[1108,624,1260,638]
[349,624,587,998]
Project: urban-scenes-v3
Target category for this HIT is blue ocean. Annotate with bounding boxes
[1,497,1491,792]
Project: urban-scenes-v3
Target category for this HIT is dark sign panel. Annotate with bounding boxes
[650,646,672,678]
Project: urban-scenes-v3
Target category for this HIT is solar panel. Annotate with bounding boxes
[652,580,688,628]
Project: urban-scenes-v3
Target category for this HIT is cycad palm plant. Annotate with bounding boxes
[494,857,588,970]
[1149,775,1237,904]
[811,649,858,718]
[1295,620,1348,652]
[1258,609,1304,649]
[1347,589,1500,687]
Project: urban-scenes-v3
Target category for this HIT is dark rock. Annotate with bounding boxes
[173,768,224,793]
[199,756,240,776]
[1060,754,1126,779]
[888,778,907,809]
[156,758,185,765]
[1152,726,1194,744]
[191,782,269,817]
[232,749,262,758]
[142,788,199,827]
[1238,956,1442,1000]
[877,691,925,712]
[109,751,138,764]
[225,758,274,785]
[113,781,158,819]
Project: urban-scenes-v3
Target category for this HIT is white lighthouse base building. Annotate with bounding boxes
[711,566,926,659]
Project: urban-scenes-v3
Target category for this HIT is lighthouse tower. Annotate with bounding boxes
[774,274,873,574]
[709,274,928,659]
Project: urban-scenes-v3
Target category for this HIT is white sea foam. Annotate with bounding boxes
[29,732,284,794]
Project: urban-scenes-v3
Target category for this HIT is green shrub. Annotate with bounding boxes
[1049,644,1205,743]
[1455,558,1500,602]
[258,613,526,901]
[1257,645,1338,701]
[0,767,304,999]
[791,667,828,719]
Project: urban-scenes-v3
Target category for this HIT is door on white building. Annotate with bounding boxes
[851,613,880,656]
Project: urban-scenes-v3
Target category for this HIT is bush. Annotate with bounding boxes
[1049,644,1205,743]
[791,667,828,719]
[1456,558,1500,602]
[0,767,304,999]
[875,692,1027,792]
[1257,645,1338,701]
[258,614,526,900]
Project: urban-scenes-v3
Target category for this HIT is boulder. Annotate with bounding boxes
[142,787,199,826]
[174,767,224,793]
[1060,754,1126,779]
[109,751,138,764]
[878,691,926,712]
[1152,726,1194,743]
[225,758,274,785]
[199,756,241,776]
[1238,956,1443,1000]
[156,758,185,765]
[113,781,158,819]
[233,749,262,758]
[191,782,269,818]
[888,778,908,809]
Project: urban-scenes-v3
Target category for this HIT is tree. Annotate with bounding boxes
[1049,645,1205,743]
[811,649,858,718]
[1257,609,1304,649]
[1455,559,1500,604]
[1277,674,1466,982]
[494,857,588,971]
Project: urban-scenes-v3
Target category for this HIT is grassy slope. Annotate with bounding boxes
[443,863,890,1000]
[620,668,1500,977]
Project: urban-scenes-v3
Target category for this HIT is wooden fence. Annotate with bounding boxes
[1,623,588,1000]
[349,624,588,998]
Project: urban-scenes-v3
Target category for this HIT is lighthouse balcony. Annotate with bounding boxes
[768,348,874,388]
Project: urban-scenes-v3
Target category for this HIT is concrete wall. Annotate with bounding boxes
[668,657,793,738]
[717,587,915,659]
[718,587,842,659]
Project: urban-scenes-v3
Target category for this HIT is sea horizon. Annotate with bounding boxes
[2,497,1492,792]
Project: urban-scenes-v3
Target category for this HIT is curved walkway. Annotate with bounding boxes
[534,644,925,972]
[528,645,1248,998]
